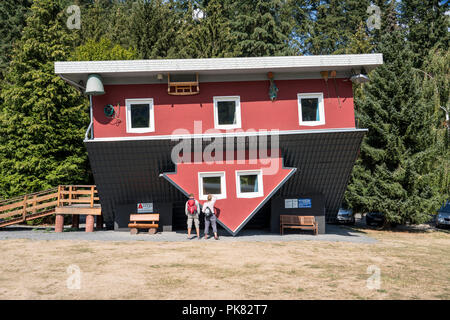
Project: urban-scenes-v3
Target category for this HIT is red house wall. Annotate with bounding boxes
[164,157,295,233]
[92,78,355,138]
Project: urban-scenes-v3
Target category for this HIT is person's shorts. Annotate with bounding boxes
[187,213,199,229]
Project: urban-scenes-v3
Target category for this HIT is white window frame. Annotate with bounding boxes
[235,169,264,199]
[125,98,155,133]
[297,93,325,126]
[213,96,242,130]
[198,171,227,200]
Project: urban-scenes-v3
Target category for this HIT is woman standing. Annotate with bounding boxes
[202,194,219,240]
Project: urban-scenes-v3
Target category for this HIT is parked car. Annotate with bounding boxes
[436,201,450,229]
[336,208,355,225]
[365,212,385,227]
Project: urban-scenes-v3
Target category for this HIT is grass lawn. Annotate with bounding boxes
[0,226,449,299]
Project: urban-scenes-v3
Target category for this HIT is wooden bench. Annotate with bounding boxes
[280,215,318,235]
[128,214,159,235]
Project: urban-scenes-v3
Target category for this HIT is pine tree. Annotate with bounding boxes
[344,30,444,225]
[78,0,115,45]
[400,0,450,67]
[129,0,183,59]
[72,37,137,61]
[0,0,32,79]
[228,0,295,57]
[334,21,374,54]
[0,0,90,197]
[107,0,135,48]
[303,0,371,55]
[173,0,235,58]
[422,48,450,200]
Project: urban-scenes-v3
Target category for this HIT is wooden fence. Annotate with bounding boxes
[0,185,99,228]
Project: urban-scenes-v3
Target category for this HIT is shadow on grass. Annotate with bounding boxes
[346,219,450,235]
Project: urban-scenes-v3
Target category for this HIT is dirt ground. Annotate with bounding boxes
[0,227,449,300]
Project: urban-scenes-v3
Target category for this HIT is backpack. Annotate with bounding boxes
[204,206,213,217]
[187,199,197,215]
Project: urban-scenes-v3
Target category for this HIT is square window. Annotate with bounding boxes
[217,101,236,125]
[130,104,150,128]
[198,172,226,200]
[213,96,241,129]
[301,98,319,122]
[298,93,325,126]
[202,176,222,195]
[239,174,259,193]
[126,98,155,133]
[236,170,264,198]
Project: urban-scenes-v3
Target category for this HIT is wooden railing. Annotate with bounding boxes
[0,185,99,227]
[57,185,100,208]
[0,188,58,226]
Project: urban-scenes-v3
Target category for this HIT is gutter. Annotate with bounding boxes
[58,74,86,93]
[84,95,94,140]
[58,74,94,141]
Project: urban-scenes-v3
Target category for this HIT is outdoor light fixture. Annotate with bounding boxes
[85,74,105,95]
[350,74,370,84]
[350,69,370,84]
[157,73,164,80]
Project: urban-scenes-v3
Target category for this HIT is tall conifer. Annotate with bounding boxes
[0,0,89,197]
[344,30,444,224]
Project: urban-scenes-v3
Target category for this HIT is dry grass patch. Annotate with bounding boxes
[0,229,449,299]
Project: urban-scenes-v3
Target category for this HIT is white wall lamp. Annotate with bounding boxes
[350,69,370,84]
[85,74,105,96]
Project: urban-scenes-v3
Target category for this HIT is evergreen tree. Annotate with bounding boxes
[129,0,183,59]
[78,0,115,45]
[302,0,371,55]
[107,0,135,48]
[0,0,90,197]
[400,0,450,67]
[228,0,295,57]
[422,48,450,199]
[0,0,32,79]
[173,0,235,58]
[344,30,444,225]
[334,21,374,54]
[72,37,137,61]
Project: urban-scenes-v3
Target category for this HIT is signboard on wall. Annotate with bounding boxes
[284,199,298,209]
[137,202,153,213]
[298,198,312,208]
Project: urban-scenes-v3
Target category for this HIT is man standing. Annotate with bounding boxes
[185,193,201,239]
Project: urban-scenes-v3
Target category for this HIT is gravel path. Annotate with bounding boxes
[0,224,376,243]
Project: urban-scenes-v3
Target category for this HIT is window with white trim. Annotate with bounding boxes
[236,170,264,198]
[198,172,227,200]
[126,98,155,133]
[297,93,325,126]
[213,96,241,129]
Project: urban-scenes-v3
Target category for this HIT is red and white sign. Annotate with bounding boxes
[137,202,153,213]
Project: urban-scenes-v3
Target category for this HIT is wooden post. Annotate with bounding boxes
[22,195,28,222]
[96,214,103,230]
[72,214,79,229]
[55,214,64,232]
[90,186,94,208]
[32,195,37,215]
[68,186,72,205]
[85,215,94,232]
[57,185,61,207]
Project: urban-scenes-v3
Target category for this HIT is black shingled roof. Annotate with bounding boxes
[85,129,365,225]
